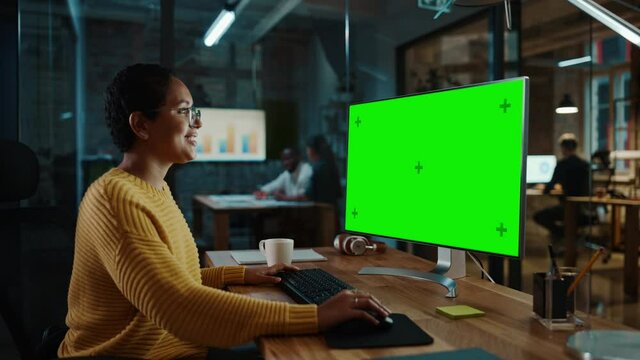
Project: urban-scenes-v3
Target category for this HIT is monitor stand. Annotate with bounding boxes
[358,247,465,298]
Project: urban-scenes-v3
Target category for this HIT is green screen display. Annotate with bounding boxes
[345,77,529,258]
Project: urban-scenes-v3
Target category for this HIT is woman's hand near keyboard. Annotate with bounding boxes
[244,263,299,285]
[317,290,391,331]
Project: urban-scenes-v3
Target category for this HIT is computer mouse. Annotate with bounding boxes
[375,314,394,330]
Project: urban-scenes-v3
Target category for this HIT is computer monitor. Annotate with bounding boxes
[345,77,529,297]
[526,155,556,184]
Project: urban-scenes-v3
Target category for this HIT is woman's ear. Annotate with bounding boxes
[129,112,150,141]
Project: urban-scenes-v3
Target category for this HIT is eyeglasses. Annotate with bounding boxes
[176,106,201,128]
[145,106,201,128]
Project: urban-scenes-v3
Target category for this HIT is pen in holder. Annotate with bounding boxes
[533,266,590,330]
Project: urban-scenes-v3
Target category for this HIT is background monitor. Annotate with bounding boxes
[526,155,556,184]
[194,108,266,161]
[345,77,528,258]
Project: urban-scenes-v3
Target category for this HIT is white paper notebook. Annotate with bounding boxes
[230,249,327,265]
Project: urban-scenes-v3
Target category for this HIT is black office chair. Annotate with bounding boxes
[34,324,68,360]
[0,140,40,358]
[0,140,137,360]
[0,140,67,359]
[0,139,39,200]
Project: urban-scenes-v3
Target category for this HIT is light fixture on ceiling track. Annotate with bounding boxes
[203,3,236,47]
[419,0,512,30]
[568,0,640,47]
[557,55,592,68]
[422,0,640,42]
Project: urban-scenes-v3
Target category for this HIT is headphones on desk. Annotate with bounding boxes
[333,233,387,256]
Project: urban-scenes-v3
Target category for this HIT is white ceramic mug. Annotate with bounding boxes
[259,238,294,267]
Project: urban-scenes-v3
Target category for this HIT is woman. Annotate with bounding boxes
[305,135,342,209]
[58,64,388,359]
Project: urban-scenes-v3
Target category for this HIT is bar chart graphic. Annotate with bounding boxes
[195,108,266,161]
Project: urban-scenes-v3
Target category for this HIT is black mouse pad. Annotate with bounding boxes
[324,313,434,349]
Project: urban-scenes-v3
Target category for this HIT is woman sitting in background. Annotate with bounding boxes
[305,135,343,209]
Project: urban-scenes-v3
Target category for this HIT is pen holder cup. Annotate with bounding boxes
[533,267,590,330]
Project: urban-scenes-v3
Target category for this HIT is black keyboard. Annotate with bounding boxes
[277,268,354,305]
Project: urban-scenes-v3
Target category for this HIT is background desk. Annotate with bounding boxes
[206,247,631,360]
[192,194,335,250]
[564,196,640,300]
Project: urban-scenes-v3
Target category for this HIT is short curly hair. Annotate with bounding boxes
[105,64,174,152]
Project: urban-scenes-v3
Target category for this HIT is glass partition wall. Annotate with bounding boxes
[521,0,640,328]
[16,0,78,354]
[15,0,162,354]
[400,13,489,94]
[397,0,640,329]
[8,2,640,357]
[20,0,77,208]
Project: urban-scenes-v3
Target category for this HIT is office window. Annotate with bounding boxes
[590,76,610,153]
[614,71,631,170]
[587,36,634,171]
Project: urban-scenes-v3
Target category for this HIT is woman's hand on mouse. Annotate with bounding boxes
[317,290,390,332]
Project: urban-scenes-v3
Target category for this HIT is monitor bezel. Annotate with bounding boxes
[345,77,529,259]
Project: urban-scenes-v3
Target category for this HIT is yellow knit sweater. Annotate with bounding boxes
[59,168,318,359]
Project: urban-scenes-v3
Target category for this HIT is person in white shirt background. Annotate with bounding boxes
[254,147,313,201]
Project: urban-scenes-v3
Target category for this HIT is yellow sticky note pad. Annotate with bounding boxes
[436,305,485,319]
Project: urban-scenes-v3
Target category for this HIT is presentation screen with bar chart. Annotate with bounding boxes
[345,77,529,258]
[194,108,266,161]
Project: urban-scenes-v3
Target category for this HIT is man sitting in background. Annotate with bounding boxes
[253,148,313,245]
[534,133,590,241]
[255,147,312,201]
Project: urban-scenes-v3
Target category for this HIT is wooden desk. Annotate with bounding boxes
[525,188,563,196]
[192,194,335,250]
[206,248,631,360]
[564,196,640,300]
